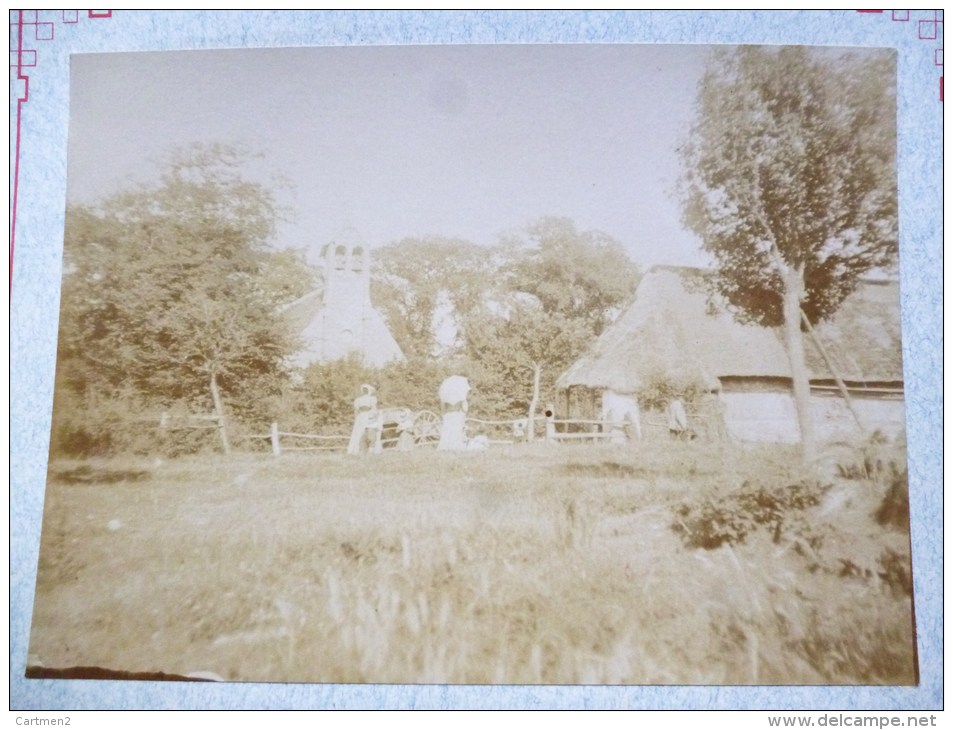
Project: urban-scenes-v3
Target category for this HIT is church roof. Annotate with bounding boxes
[279,288,325,336]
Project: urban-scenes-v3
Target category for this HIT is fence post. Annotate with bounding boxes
[545,404,556,443]
[271,422,281,456]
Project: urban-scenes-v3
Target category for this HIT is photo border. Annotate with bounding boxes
[9,9,942,710]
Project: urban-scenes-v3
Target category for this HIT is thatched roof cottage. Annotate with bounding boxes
[556,266,904,443]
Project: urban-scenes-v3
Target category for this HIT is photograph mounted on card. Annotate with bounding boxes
[27,41,914,685]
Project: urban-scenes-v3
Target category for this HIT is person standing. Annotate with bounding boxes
[347,384,381,455]
[437,375,470,451]
[667,398,693,440]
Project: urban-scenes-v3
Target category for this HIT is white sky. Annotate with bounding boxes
[67,43,715,268]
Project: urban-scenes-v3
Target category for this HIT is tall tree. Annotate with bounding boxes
[371,235,495,359]
[503,216,640,336]
[466,218,640,424]
[680,46,897,459]
[54,144,308,455]
[466,303,591,423]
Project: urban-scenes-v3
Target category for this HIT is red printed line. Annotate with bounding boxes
[9,10,113,296]
[11,9,28,296]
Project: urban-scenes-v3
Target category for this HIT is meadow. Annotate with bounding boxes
[27,439,916,685]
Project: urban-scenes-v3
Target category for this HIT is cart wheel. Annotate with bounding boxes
[413,410,441,446]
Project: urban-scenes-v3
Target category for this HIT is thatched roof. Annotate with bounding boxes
[556,266,903,394]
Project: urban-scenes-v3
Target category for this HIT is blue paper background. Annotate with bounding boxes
[9,10,942,710]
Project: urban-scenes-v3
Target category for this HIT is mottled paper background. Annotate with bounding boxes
[10,10,942,710]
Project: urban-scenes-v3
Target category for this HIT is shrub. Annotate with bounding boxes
[830,432,909,531]
[877,548,913,597]
[671,480,828,550]
[873,463,910,530]
[637,370,708,412]
[49,389,164,457]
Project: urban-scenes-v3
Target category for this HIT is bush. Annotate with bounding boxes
[49,389,163,458]
[877,548,913,597]
[831,432,909,531]
[289,356,377,434]
[278,356,451,436]
[874,463,910,530]
[637,370,708,411]
[672,480,828,550]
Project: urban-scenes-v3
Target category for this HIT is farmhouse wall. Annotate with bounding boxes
[810,391,905,441]
[722,386,905,445]
[721,389,801,443]
[851,395,905,438]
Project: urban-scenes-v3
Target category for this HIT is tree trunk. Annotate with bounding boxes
[527,362,542,443]
[800,308,866,434]
[781,267,815,461]
[209,371,231,455]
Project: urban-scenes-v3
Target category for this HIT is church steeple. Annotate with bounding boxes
[323,240,371,311]
[276,233,403,368]
[281,230,404,368]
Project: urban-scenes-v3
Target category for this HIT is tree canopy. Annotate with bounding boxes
[371,235,494,359]
[52,144,313,455]
[369,218,640,422]
[680,46,898,327]
[679,46,898,457]
[464,218,640,420]
[465,303,592,418]
[502,216,641,335]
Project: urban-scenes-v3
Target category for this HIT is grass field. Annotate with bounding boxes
[27,440,916,685]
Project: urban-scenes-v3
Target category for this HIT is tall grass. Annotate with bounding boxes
[29,441,916,684]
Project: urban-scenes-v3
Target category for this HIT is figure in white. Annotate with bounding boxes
[438,375,470,451]
[511,418,528,441]
[394,408,416,452]
[667,398,690,439]
[465,421,489,451]
[347,384,381,455]
[601,390,642,444]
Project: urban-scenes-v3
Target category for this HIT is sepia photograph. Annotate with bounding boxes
[25,41,915,686]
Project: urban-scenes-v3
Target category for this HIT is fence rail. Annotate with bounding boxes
[275,431,349,441]
[159,406,723,457]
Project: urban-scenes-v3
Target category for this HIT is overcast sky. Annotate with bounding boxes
[68,43,715,268]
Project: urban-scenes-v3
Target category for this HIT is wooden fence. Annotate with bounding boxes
[158,411,230,453]
[540,415,629,443]
[159,408,723,456]
[237,422,431,455]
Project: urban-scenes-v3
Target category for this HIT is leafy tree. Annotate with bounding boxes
[287,356,375,435]
[466,218,639,428]
[502,216,640,336]
[282,356,448,437]
[371,236,495,359]
[375,357,447,415]
[466,303,591,423]
[255,247,321,307]
[53,144,309,455]
[680,46,897,459]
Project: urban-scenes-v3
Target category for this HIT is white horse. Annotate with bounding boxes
[600,390,642,443]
